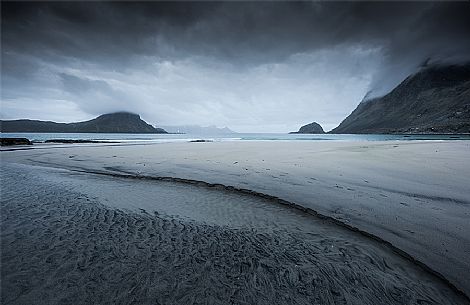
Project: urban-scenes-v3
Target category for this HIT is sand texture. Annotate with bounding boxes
[1,162,469,305]
[1,140,470,302]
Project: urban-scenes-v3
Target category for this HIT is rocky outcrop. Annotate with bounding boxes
[330,64,470,134]
[0,112,168,134]
[290,122,325,134]
[0,138,32,146]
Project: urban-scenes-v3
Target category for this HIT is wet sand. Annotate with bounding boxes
[1,140,470,303]
[1,162,468,305]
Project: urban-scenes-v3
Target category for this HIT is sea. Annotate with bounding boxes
[1,132,470,143]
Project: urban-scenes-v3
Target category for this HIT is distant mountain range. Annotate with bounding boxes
[158,125,236,135]
[0,112,167,134]
[290,122,325,134]
[2,64,469,135]
[331,64,470,134]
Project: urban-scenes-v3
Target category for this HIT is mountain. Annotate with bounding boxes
[290,122,325,134]
[331,64,470,134]
[158,125,236,135]
[0,112,167,133]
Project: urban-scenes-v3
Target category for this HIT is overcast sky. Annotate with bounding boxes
[2,2,469,132]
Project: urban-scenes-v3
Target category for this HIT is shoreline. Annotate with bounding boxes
[2,140,470,298]
[45,163,470,299]
[2,161,469,304]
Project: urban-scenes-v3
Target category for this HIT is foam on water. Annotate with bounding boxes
[1,132,470,144]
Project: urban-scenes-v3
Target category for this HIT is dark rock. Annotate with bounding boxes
[0,138,32,146]
[330,64,470,134]
[290,122,325,134]
[189,139,213,143]
[0,112,168,134]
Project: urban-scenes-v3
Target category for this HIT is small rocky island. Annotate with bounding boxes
[0,112,167,134]
[290,122,325,134]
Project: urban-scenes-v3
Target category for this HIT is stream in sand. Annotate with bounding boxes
[1,162,468,305]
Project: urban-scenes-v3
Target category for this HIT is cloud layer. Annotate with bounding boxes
[2,2,469,132]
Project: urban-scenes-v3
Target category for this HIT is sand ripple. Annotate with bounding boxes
[1,163,468,305]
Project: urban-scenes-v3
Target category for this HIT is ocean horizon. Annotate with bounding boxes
[2,132,470,144]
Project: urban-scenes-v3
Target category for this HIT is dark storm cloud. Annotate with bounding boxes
[4,2,468,63]
[2,2,470,131]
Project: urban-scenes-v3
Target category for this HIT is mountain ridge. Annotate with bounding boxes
[158,125,236,135]
[0,112,168,134]
[330,64,470,134]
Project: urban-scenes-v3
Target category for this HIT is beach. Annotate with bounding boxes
[1,140,470,304]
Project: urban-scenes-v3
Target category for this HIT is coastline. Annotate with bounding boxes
[2,140,470,299]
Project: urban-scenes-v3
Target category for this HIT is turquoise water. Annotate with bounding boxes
[1,132,469,143]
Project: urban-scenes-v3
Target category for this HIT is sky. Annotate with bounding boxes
[2,2,470,132]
